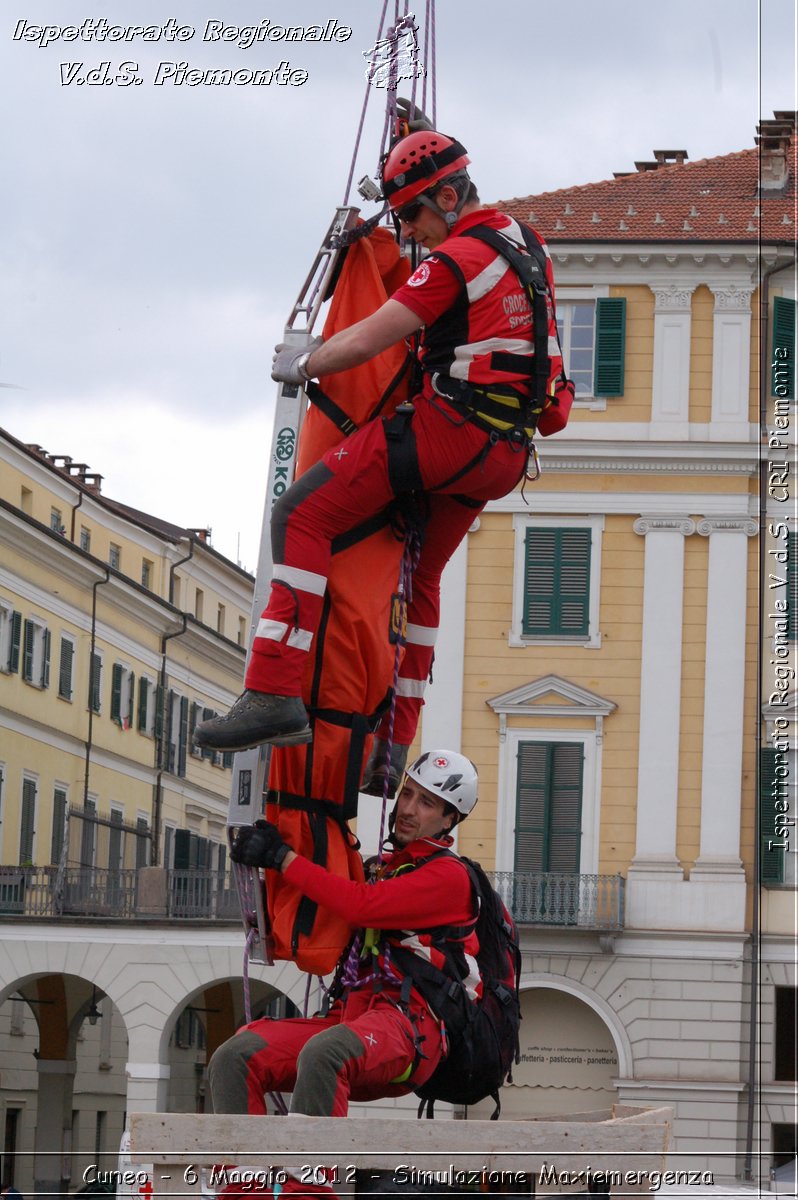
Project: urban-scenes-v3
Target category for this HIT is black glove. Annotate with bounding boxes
[231,819,291,870]
[396,96,433,133]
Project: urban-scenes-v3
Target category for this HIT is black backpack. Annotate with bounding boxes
[388,851,522,1119]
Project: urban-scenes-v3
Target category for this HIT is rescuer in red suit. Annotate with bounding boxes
[209,750,478,1125]
[195,129,565,796]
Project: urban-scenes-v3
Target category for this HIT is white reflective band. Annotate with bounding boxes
[287,627,313,651]
[396,677,427,698]
[255,618,288,642]
[255,618,313,652]
[406,623,438,647]
[449,336,535,381]
[272,564,327,596]
[466,256,511,303]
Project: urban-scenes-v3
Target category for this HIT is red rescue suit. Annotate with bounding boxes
[246,210,563,743]
[208,836,477,1118]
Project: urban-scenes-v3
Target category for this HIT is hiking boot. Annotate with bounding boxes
[193,690,311,752]
[360,739,409,798]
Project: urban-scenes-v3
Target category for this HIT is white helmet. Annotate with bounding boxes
[405,750,479,817]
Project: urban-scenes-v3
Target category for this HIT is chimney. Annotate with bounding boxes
[188,527,212,544]
[757,111,795,191]
[79,473,103,493]
[633,150,688,173]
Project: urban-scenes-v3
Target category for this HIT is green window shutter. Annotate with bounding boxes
[594,297,626,396]
[41,629,51,688]
[88,653,102,712]
[174,828,198,869]
[138,677,150,732]
[19,779,36,864]
[109,809,123,870]
[22,620,35,682]
[111,664,123,723]
[58,637,74,699]
[8,611,22,673]
[771,296,795,400]
[760,748,785,885]
[164,690,177,772]
[177,696,189,777]
[154,685,164,739]
[523,527,591,637]
[50,788,67,864]
[135,817,150,868]
[788,532,798,643]
[514,741,583,874]
[126,671,135,725]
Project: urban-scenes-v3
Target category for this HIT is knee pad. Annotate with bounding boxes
[295,1023,365,1077]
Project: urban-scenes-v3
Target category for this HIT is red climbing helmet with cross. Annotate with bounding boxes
[381,130,471,211]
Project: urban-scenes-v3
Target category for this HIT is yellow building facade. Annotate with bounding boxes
[420,117,796,1176]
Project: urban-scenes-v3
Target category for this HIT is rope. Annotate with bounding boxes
[341,0,389,205]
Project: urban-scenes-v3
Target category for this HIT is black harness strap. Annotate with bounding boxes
[459,224,553,414]
[383,403,425,494]
[305,382,359,438]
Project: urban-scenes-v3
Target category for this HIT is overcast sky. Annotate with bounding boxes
[1,0,794,572]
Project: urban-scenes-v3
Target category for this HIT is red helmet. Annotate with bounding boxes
[381,131,470,210]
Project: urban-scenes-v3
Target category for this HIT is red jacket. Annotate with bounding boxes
[283,836,479,1014]
[392,208,563,401]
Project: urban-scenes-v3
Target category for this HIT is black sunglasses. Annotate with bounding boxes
[395,198,424,223]
[395,187,441,224]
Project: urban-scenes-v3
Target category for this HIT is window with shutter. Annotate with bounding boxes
[177,696,189,777]
[51,787,68,864]
[523,527,591,637]
[771,296,795,400]
[594,297,626,396]
[58,636,75,700]
[0,606,21,673]
[19,778,37,864]
[21,619,49,687]
[111,664,135,728]
[514,741,583,874]
[109,808,124,871]
[135,817,150,868]
[760,748,785,885]
[88,652,102,713]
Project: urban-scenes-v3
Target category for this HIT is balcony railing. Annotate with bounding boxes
[0,865,239,922]
[489,871,625,930]
[0,865,624,929]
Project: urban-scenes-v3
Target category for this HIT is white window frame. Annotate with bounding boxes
[22,614,50,688]
[164,823,176,869]
[510,513,604,649]
[57,633,76,701]
[496,726,602,876]
[111,661,135,729]
[138,673,157,737]
[109,543,121,571]
[0,599,15,673]
[555,285,609,411]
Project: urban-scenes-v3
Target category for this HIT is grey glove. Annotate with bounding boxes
[271,336,323,385]
[396,96,433,133]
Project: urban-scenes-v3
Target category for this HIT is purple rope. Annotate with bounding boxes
[342,0,390,204]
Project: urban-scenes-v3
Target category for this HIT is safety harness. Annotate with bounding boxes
[428,222,564,441]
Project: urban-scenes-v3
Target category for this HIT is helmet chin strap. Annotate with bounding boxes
[416,175,469,228]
